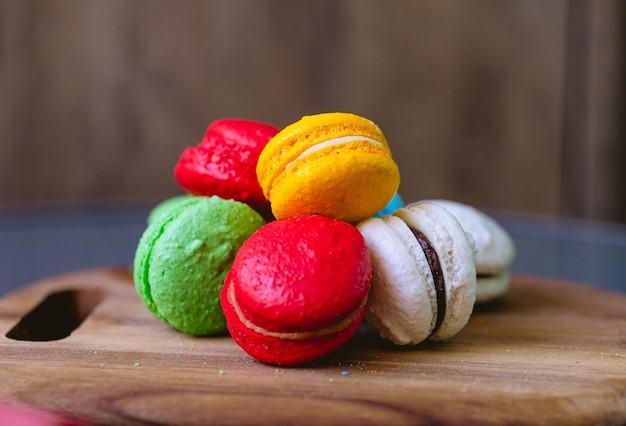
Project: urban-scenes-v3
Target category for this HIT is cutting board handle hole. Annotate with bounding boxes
[5,289,103,341]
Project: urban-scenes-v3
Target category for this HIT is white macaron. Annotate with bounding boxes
[357,202,477,345]
[420,200,516,302]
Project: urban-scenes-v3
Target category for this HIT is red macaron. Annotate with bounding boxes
[174,118,279,214]
[220,214,372,366]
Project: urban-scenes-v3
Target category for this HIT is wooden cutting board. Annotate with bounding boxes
[0,268,624,425]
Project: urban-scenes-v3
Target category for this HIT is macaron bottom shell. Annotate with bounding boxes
[221,280,367,366]
[269,147,399,223]
[476,271,511,302]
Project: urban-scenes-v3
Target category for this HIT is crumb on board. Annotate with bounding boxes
[134,362,141,367]
[600,352,621,359]
[599,352,620,359]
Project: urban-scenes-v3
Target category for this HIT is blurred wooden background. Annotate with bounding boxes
[1,0,624,222]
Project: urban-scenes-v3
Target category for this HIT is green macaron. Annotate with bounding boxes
[146,194,193,225]
[134,195,265,335]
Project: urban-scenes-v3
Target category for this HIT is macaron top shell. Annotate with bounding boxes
[422,199,515,274]
[256,112,400,222]
[134,196,265,335]
[257,113,390,193]
[225,214,372,333]
[174,119,279,211]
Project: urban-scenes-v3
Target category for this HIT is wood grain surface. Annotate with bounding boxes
[0,268,624,425]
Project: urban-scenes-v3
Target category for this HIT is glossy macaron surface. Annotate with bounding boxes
[134,196,265,336]
[256,112,400,222]
[174,119,279,211]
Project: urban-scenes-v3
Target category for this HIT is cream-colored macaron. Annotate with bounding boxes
[417,200,516,302]
[357,202,477,345]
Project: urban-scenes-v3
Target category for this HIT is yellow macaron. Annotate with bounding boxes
[256,112,400,222]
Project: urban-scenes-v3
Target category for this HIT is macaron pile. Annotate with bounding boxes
[133,111,515,366]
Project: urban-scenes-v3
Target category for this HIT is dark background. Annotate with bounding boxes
[1,0,625,222]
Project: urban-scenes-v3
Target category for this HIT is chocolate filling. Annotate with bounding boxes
[409,227,446,335]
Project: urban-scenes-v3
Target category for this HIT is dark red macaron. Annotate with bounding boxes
[174,119,279,213]
[220,214,372,366]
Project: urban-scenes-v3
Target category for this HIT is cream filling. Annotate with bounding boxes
[228,284,366,340]
[284,135,384,170]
